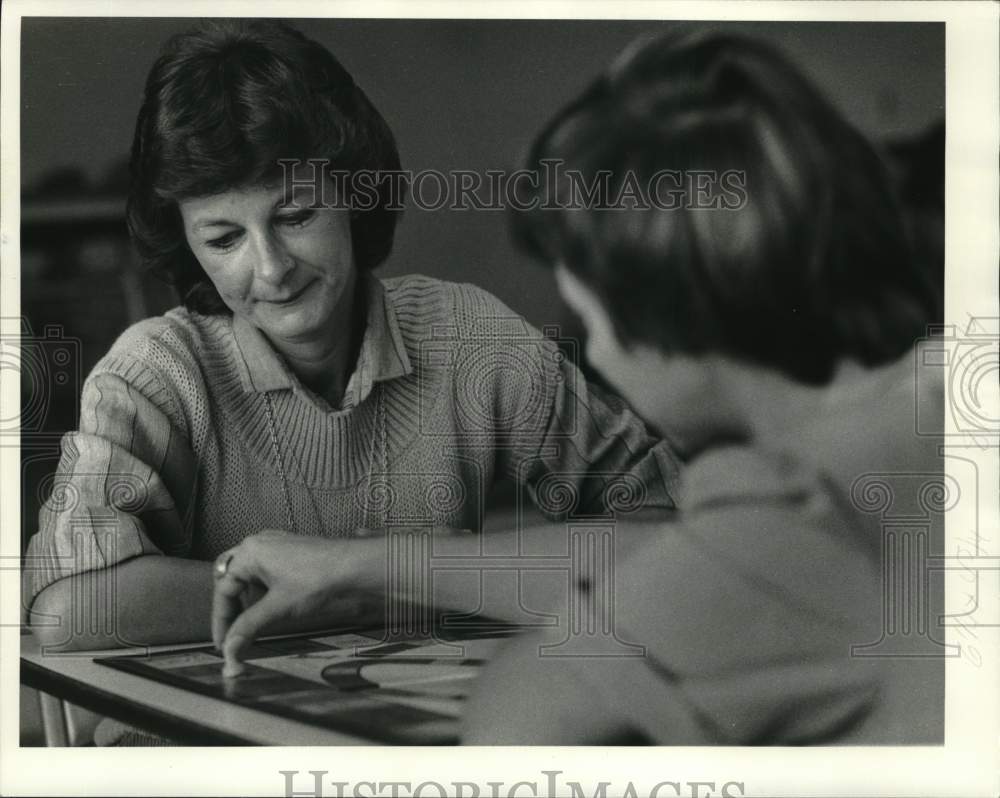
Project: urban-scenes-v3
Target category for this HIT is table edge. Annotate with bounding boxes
[20,656,255,746]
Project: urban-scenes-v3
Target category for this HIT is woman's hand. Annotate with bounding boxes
[211,529,385,676]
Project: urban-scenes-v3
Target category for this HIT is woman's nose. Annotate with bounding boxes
[251,232,294,285]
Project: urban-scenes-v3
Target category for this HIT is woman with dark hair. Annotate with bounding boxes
[459,29,944,744]
[24,21,678,676]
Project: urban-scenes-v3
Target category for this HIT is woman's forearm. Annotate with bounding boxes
[380,519,666,624]
[27,555,215,651]
[28,553,387,652]
[418,526,569,622]
[206,518,672,666]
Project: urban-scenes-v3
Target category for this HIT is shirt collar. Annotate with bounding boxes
[231,274,412,408]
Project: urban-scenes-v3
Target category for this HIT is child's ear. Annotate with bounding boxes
[554,265,621,353]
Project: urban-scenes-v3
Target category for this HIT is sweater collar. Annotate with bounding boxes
[231,274,412,409]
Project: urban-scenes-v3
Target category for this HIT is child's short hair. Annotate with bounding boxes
[514,30,937,383]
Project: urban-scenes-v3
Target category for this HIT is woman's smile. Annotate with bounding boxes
[178,178,357,351]
[258,278,316,307]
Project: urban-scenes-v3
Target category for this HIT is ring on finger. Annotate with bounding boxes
[214,551,234,579]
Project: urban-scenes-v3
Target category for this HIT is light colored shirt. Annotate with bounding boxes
[562,349,945,744]
[25,274,681,603]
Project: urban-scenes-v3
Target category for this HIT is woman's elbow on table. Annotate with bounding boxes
[25,554,215,651]
[25,576,97,651]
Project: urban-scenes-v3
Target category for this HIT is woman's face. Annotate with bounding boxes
[179,176,356,347]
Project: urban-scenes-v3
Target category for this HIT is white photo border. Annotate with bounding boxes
[1,2,997,796]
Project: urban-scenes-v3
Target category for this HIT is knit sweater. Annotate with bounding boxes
[26,274,680,603]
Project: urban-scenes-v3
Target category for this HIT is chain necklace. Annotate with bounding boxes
[262,384,387,535]
[364,383,388,531]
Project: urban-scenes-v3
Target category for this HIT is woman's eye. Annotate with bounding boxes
[206,231,240,250]
[276,209,317,228]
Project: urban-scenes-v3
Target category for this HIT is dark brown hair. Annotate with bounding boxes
[127,19,403,314]
[514,30,938,383]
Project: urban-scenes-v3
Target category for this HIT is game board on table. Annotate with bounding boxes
[98,621,523,744]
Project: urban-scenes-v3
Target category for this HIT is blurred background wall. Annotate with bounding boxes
[22,18,944,321]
